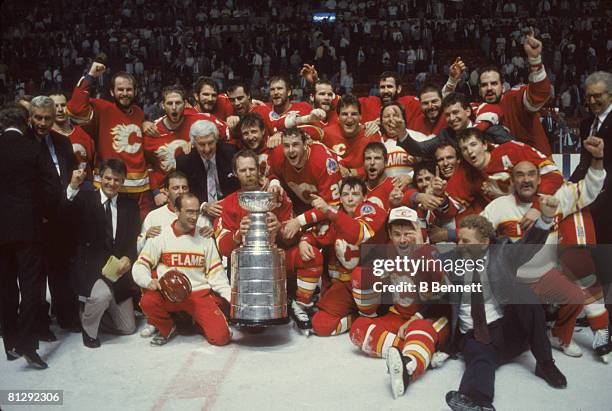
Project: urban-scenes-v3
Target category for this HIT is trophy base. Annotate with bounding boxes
[230,317,290,327]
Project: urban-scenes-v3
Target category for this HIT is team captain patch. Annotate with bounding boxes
[326,158,339,175]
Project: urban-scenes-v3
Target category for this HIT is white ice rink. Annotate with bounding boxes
[1,319,611,411]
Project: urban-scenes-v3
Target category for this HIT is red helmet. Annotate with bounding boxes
[159,270,192,303]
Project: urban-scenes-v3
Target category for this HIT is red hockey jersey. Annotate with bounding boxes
[67,76,148,193]
[267,142,342,226]
[498,66,552,155]
[303,201,387,281]
[53,124,95,178]
[322,123,383,177]
[445,140,563,217]
[213,189,294,257]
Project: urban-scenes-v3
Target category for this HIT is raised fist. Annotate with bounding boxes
[539,194,559,219]
[88,62,106,78]
[449,57,467,81]
[523,27,542,60]
[584,136,604,159]
[70,169,86,189]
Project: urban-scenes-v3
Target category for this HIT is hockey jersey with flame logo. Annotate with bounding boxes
[133,221,231,300]
[302,201,386,281]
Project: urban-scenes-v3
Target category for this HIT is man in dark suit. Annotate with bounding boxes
[66,158,140,348]
[439,202,566,411]
[29,96,80,339]
[0,103,61,369]
[176,119,239,222]
[570,71,612,329]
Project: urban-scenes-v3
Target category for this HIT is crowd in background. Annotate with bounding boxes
[0,0,610,152]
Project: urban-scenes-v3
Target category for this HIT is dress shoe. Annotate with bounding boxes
[38,329,57,342]
[16,349,48,370]
[82,330,101,348]
[446,390,495,411]
[6,348,22,361]
[535,359,567,388]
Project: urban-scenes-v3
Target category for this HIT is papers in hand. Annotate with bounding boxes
[102,256,122,282]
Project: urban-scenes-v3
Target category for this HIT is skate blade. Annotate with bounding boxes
[293,322,313,337]
[386,350,405,399]
[600,353,609,364]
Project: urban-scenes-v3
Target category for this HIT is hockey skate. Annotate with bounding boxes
[386,347,414,399]
[150,325,177,347]
[593,328,611,363]
[289,300,314,336]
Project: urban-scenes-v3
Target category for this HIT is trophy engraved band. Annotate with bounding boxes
[230,191,289,326]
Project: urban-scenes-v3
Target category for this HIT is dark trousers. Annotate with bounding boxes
[590,243,612,336]
[37,227,79,331]
[458,304,552,404]
[0,242,44,353]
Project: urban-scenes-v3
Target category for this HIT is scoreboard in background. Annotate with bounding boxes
[312,12,336,23]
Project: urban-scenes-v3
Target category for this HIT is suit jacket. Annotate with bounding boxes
[0,129,61,245]
[38,129,76,189]
[569,112,612,243]
[398,125,514,157]
[65,189,141,302]
[39,130,77,254]
[175,142,239,204]
[437,221,550,353]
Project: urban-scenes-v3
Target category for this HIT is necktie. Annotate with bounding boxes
[206,159,219,202]
[471,270,490,344]
[590,117,600,136]
[105,199,114,249]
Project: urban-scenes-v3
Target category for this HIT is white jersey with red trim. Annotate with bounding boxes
[137,204,211,254]
[383,137,417,177]
[133,221,230,300]
[480,166,605,282]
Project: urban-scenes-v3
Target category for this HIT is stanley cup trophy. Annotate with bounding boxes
[230,191,289,327]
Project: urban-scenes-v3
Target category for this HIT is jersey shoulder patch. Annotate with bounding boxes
[359,203,375,215]
[326,157,339,175]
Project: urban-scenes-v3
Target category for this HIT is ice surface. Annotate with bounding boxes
[1,322,610,411]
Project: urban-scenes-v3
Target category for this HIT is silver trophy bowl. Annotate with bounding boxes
[230,191,289,327]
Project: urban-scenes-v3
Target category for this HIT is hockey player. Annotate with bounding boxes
[213,149,293,258]
[441,128,563,222]
[268,75,313,119]
[137,171,211,254]
[364,142,404,212]
[66,61,151,218]
[434,142,460,180]
[270,128,343,238]
[50,92,95,179]
[192,76,233,121]
[298,177,387,336]
[480,136,610,361]
[478,28,552,156]
[397,93,510,159]
[226,82,324,144]
[136,171,211,338]
[133,193,231,346]
[348,206,450,398]
[322,95,383,178]
[300,62,464,127]
[309,79,338,128]
[144,86,227,206]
